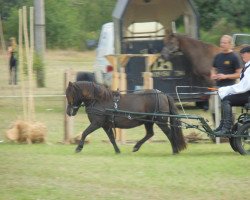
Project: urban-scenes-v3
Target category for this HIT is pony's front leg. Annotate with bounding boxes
[103,126,120,154]
[133,123,154,152]
[76,123,100,153]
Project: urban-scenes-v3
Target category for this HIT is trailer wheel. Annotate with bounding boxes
[234,122,250,155]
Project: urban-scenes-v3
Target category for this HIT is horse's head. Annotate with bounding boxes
[66,82,83,116]
[161,33,180,60]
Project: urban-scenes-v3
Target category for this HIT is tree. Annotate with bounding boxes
[1,0,249,49]
[45,0,81,49]
[217,0,250,29]
[194,0,250,31]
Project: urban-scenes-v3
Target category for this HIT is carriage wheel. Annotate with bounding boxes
[229,123,239,152]
[234,122,250,155]
[229,137,238,152]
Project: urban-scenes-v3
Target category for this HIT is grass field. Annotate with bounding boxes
[0,50,250,200]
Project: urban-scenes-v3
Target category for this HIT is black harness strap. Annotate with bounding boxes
[110,90,121,139]
[151,89,160,121]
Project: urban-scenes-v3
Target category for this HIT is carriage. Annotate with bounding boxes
[66,81,250,155]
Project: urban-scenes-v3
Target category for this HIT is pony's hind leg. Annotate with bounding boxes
[157,123,179,154]
[76,123,100,153]
[103,126,120,154]
[133,123,154,152]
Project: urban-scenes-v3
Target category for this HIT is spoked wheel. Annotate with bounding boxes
[235,122,250,155]
[229,137,238,152]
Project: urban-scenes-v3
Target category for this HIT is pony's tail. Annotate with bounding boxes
[168,96,187,152]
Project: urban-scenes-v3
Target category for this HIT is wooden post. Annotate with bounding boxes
[111,71,120,91]
[19,8,28,120]
[23,6,35,121]
[145,55,159,72]
[143,55,157,89]
[29,7,35,121]
[64,70,73,143]
[111,57,121,142]
[117,68,127,143]
[214,94,221,144]
[107,54,129,143]
[143,72,153,90]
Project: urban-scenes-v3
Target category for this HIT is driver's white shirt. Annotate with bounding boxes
[218,61,250,99]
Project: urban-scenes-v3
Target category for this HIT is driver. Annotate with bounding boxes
[214,46,250,135]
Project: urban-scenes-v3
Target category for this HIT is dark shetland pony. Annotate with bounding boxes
[66,81,187,155]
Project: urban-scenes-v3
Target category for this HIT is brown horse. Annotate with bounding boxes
[161,33,221,86]
[161,34,247,86]
[66,81,186,155]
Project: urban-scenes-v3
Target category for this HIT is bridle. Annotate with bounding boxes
[68,82,98,110]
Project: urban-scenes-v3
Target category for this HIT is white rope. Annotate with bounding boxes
[175,86,189,119]
[175,86,218,119]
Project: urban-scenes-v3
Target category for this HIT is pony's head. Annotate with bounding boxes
[66,82,83,116]
[161,34,180,60]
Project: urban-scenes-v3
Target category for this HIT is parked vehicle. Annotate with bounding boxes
[232,33,250,46]
[94,22,114,87]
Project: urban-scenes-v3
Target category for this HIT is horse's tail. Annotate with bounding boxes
[168,95,187,152]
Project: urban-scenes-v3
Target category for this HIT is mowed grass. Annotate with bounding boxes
[0,50,250,200]
[1,142,250,200]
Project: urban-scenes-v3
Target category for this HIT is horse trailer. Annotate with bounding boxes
[78,0,211,106]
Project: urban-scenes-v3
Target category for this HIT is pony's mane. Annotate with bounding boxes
[174,34,221,57]
[175,34,217,49]
[76,81,113,101]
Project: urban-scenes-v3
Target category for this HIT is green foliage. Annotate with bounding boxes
[193,0,250,31]
[200,18,238,44]
[2,7,19,42]
[45,0,115,50]
[45,0,82,49]
[1,0,249,49]
[1,0,32,41]
[33,53,45,87]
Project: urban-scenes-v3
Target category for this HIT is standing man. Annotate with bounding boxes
[210,35,242,131]
[215,46,250,135]
[211,35,242,87]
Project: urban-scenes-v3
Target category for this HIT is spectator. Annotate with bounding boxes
[210,35,242,131]
[7,37,18,85]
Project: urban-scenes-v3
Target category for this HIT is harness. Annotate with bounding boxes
[109,89,162,124]
[110,90,121,138]
[113,90,120,110]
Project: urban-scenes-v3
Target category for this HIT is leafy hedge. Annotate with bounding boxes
[1,0,250,49]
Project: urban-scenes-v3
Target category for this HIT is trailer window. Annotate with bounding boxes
[125,22,164,40]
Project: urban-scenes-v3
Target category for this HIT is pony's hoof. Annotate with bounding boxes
[132,147,139,152]
[75,148,82,153]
